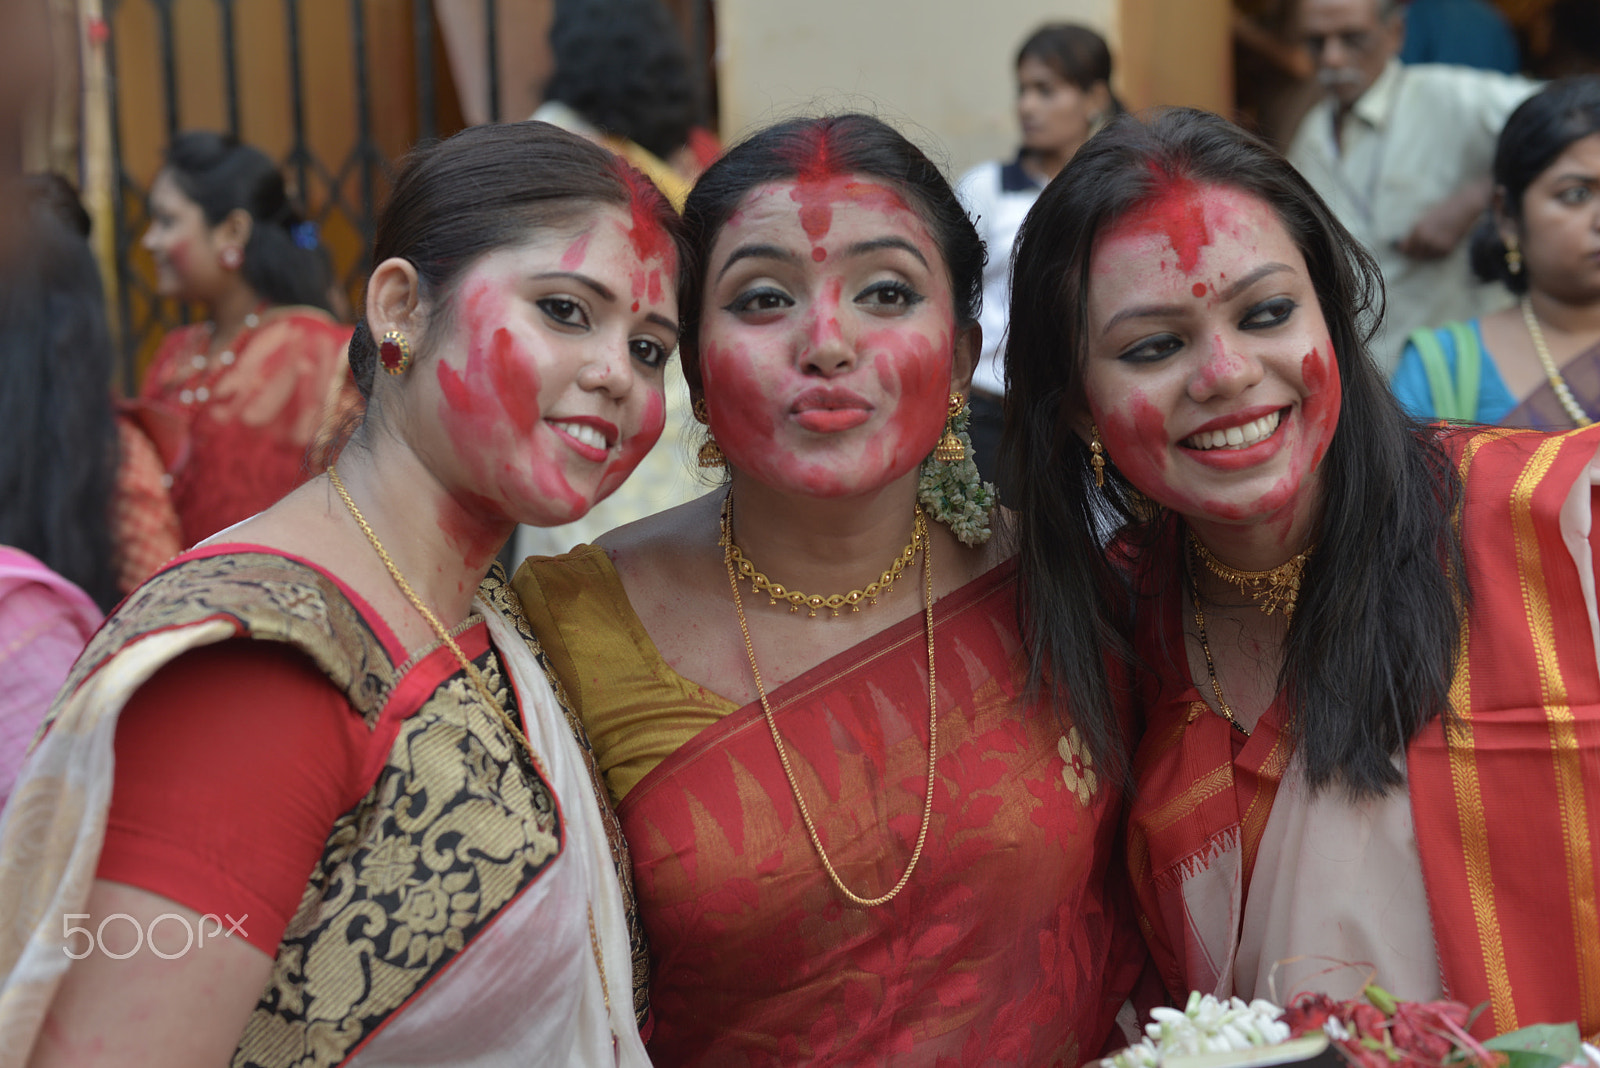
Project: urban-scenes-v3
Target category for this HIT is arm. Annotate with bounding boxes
[29,883,272,1068]
[1395,176,1492,261]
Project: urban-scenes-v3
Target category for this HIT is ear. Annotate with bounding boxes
[215,207,253,250]
[366,257,424,340]
[1064,392,1096,447]
[949,322,981,393]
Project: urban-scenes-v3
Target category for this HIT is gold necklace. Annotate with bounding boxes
[720,492,938,907]
[1188,532,1311,620]
[728,521,922,618]
[1187,555,1251,738]
[327,468,614,1029]
[1521,297,1595,428]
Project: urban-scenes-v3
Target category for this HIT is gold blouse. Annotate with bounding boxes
[514,545,738,803]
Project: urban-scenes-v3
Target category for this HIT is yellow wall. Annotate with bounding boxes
[714,0,1230,177]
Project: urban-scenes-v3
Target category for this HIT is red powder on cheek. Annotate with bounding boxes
[1096,391,1180,503]
[167,239,189,274]
[1299,344,1342,472]
[560,230,592,271]
[1106,173,1214,275]
[878,333,952,471]
[484,328,541,436]
[597,390,666,499]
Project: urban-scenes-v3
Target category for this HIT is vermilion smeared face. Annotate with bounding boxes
[698,175,958,498]
[1082,182,1341,537]
[420,203,678,549]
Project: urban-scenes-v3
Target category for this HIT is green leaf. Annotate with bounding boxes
[1484,1022,1582,1068]
[1363,985,1399,1016]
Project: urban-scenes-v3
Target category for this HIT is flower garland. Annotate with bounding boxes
[916,409,995,547]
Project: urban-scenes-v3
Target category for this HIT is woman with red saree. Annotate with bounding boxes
[1004,106,1600,1038]
[515,113,1148,1066]
[0,121,686,1067]
[131,132,356,551]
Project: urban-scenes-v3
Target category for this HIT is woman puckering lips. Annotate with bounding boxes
[697,174,957,499]
[1080,180,1342,551]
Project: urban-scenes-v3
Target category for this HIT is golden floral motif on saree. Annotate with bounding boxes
[1058,728,1099,806]
[232,649,562,1068]
[54,553,395,728]
[479,565,653,1030]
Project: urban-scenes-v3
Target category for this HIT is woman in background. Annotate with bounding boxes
[1394,76,1600,427]
[518,113,1146,1065]
[134,131,355,547]
[957,22,1116,491]
[1005,106,1600,1032]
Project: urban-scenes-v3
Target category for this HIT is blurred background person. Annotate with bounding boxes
[0,211,118,810]
[957,22,1116,495]
[1399,0,1520,73]
[1394,76,1600,427]
[1287,0,1537,374]
[130,131,355,549]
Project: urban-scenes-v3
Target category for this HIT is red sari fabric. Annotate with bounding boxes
[131,306,356,546]
[1127,425,1600,1039]
[618,561,1147,1066]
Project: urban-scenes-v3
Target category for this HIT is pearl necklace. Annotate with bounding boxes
[1521,297,1594,428]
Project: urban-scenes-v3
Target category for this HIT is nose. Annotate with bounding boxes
[799,280,855,377]
[576,339,636,399]
[1188,333,1264,403]
[140,224,158,252]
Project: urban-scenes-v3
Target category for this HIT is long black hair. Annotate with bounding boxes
[678,113,984,395]
[1003,107,1466,796]
[1470,75,1600,294]
[0,214,120,610]
[162,131,330,311]
[346,120,688,414]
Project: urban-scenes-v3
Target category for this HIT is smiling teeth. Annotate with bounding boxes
[1185,411,1281,451]
[551,420,608,451]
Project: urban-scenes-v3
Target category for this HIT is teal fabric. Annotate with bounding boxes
[1392,319,1516,424]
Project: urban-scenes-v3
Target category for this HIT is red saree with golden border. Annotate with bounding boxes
[618,561,1147,1066]
[1127,425,1600,1039]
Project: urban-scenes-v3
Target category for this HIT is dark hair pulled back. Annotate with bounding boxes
[1003,107,1466,796]
[1469,75,1600,294]
[347,120,687,402]
[677,113,984,395]
[163,131,330,311]
[1016,22,1119,105]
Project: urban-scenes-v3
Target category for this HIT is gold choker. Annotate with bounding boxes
[727,510,926,618]
[1188,531,1311,620]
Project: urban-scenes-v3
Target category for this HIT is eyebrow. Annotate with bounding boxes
[715,244,800,282]
[1099,262,1294,336]
[842,236,930,269]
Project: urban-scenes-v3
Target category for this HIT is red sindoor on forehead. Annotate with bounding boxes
[609,157,677,270]
[1107,169,1214,275]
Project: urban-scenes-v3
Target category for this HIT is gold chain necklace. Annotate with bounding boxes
[327,468,614,1032]
[728,521,921,618]
[1188,532,1311,620]
[1521,297,1595,428]
[720,492,938,907]
[1186,548,1251,737]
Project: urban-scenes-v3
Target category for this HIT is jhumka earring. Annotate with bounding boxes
[1089,424,1106,489]
[379,331,412,375]
[693,397,726,469]
[220,246,243,270]
[934,393,967,464]
[1505,237,1523,276]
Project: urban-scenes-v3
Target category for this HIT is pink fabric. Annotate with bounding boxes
[0,547,102,809]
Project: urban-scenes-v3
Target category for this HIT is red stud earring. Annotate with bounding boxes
[379,330,412,375]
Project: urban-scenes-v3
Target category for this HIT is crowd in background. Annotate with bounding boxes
[0,0,1599,1063]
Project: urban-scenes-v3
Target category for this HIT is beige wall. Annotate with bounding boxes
[714,0,1230,179]
[715,0,1115,178]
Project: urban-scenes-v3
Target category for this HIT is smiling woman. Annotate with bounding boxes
[512,112,1149,1065]
[0,121,687,1068]
[1005,106,1600,1036]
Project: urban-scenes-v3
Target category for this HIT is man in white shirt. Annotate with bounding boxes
[1286,0,1537,373]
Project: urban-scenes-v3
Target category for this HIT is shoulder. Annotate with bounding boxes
[1402,63,1539,115]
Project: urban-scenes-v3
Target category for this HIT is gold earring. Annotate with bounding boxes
[1505,237,1522,276]
[379,330,412,375]
[1089,424,1106,489]
[934,393,967,464]
[693,397,726,469]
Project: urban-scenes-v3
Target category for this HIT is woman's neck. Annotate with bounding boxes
[1526,286,1600,338]
[1021,143,1080,185]
[723,470,925,602]
[1185,495,1319,578]
[331,439,514,629]
[208,283,266,347]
